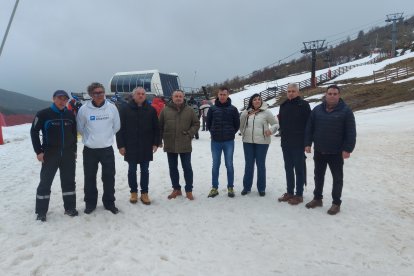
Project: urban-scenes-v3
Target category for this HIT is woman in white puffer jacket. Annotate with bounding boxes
[239,94,279,196]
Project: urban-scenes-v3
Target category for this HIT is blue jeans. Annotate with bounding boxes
[167,152,193,192]
[128,161,150,193]
[243,143,269,192]
[211,140,235,189]
[282,147,305,196]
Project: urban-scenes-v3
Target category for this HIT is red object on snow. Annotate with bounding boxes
[151,97,166,117]
[0,113,5,145]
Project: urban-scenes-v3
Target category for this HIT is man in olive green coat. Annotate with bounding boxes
[159,90,200,200]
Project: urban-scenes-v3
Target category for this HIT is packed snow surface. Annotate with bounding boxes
[1,100,413,275]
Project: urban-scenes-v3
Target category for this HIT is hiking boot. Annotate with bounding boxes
[228,187,235,198]
[140,193,151,205]
[64,209,79,217]
[241,189,250,196]
[327,204,341,215]
[36,214,46,222]
[208,188,219,198]
[168,189,182,199]
[105,205,119,214]
[288,196,303,205]
[305,199,323,209]
[278,193,294,202]
[259,191,266,197]
[84,205,96,214]
[130,192,138,204]
[186,192,194,200]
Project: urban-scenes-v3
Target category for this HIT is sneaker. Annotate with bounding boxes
[208,188,219,198]
[305,199,323,209]
[186,192,194,200]
[327,204,341,215]
[64,209,79,217]
[278,193,294,202]
[36,214,46,222]
[227,187,235,198]
[105,205,119,214]
[288,196,303,205]
[84,205,96,214]
[130,192,138,204]
[241,189,250,196]
[140,193,151,205]
[259,191,266,197]
[168,189,182,199]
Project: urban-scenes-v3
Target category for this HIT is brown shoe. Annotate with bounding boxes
[305,199,323,209]
[186,192,194,200]
[140,193,151,205]
[130,192,138,204]
[327,204,340,215]
[167,189,182,199]
[278,193,294,202]
[288,196,303,205]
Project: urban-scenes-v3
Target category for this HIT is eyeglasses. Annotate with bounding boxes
[92,91,105,96]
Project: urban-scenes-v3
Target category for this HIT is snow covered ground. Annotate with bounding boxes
[1,100,413,275]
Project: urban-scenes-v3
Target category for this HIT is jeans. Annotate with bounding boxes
[211,140,235,189]
[242,143,269,192]
[128,161,150,193]
[83,146,116,208]
[167,152,193,192]
[282,147,305,196]
[313,151,344,205]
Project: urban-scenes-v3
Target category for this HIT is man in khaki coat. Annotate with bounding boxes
[159,90,200,200]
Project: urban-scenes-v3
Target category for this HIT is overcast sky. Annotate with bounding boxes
[0,0,412,100]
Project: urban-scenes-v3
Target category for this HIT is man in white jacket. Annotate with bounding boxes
[77,82,121,214]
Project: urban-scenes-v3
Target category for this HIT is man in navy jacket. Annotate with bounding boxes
[31,90,78,222]
[206,87,240,198]
[304,84,356,215]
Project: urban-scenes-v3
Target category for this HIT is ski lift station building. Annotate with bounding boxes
[109,70,181,98]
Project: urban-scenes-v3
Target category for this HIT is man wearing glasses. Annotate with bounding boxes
[31,90,78,222]
[77,82,121,215]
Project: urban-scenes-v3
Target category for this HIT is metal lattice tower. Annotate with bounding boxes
[301,40,327,88]
[385,13,404,58]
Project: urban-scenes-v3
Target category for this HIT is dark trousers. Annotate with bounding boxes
[167,152,193,192]
[313,151,344,205]
[282,147,305,196]
[36,150,76,215]
[202,116,207,131]
[128,161,150,193]
[83,146,116,208]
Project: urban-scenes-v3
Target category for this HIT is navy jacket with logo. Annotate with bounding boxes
[30,104,77,155]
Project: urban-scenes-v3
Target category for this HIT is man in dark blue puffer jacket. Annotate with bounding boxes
[304,84,356,215]
[206,87,240,198]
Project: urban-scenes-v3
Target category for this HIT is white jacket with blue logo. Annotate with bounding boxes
[77,100,121,149]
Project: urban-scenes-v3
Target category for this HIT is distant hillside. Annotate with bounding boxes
[206,15,414,94]
[0,88,51,115]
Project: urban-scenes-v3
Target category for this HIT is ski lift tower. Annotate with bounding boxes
[301,40,327,88]
[385,13,404,58]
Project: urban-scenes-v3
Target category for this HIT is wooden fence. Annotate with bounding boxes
[373,64,412,83]
[242,53,386,108]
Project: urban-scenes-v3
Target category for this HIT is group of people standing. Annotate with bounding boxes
[30,82,355,222]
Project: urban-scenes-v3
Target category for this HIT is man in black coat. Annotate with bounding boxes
[30,90,78,222]
[304,84,356,215]
[278,83,311,205]
[116,87,160,205]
